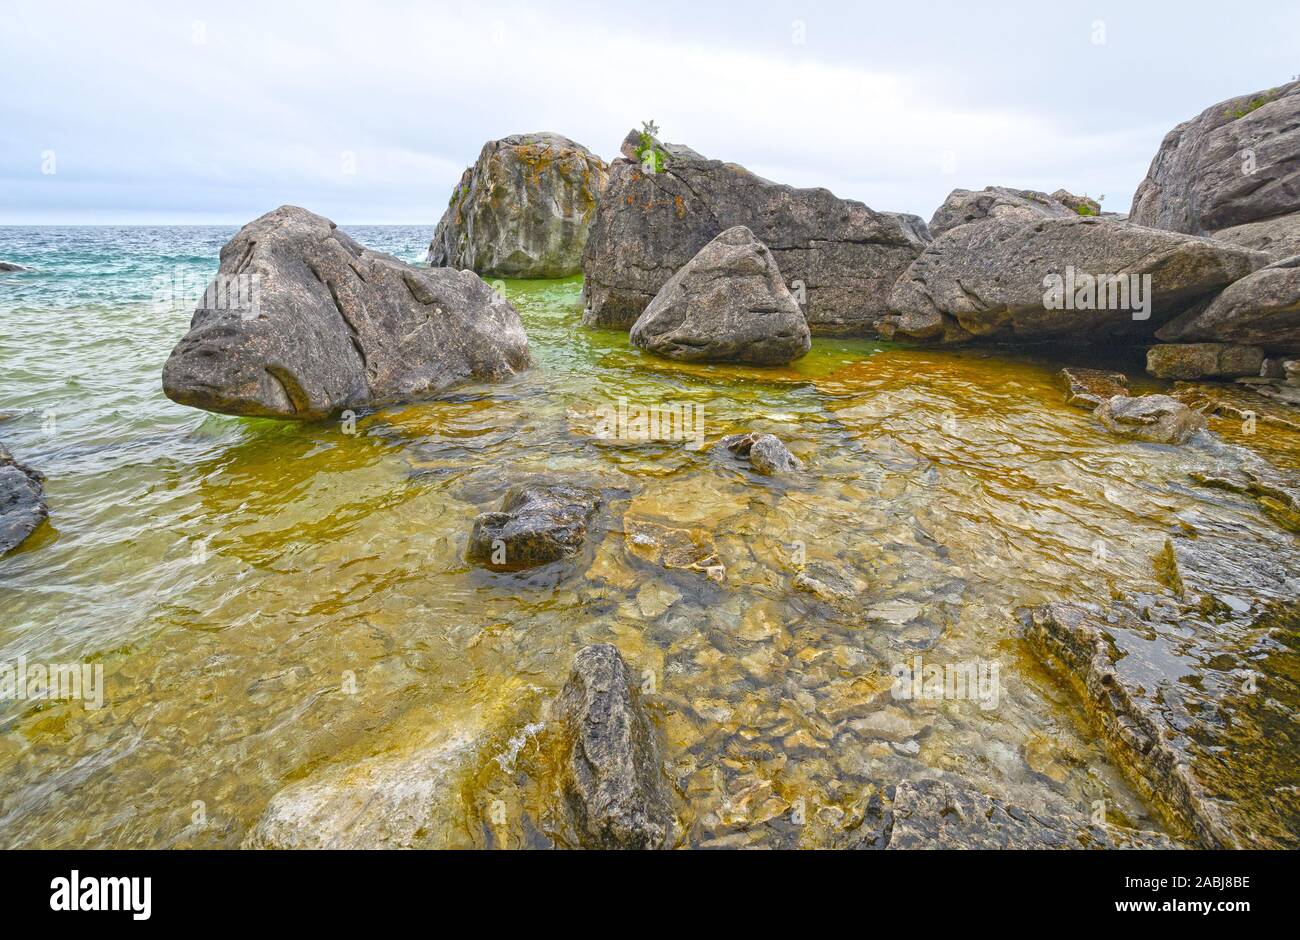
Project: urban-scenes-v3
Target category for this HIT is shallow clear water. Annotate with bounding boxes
[1,226,1297,848]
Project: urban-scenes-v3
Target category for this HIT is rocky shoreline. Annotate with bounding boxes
[131,78,1300,850]
[7,80,1299,850]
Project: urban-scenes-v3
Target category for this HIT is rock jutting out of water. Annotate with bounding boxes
[162,205,532,421]
[880,215,1267,345]
[467,483,601,571]
[0,441,47,557]
[1094,393,1208,445]
[1058,366,1130,410]
[715,430,803,475]
[428,133,609,278]
[629,226,811,366]
[582,128,928,335]
[551,644,674,849]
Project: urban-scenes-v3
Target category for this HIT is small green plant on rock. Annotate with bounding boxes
[1225,92,1274,120]
[637,120,669,174]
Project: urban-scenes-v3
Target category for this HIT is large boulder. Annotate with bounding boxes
[628,226,810,365]
[0,442,47,557]
[880,215,1267,344]
[927,186,1077,238]
[1156,255,1300,355]
[581,129,927,335]
[466,483,600,571]
[552,644,673,849]
[428,133,608,278]
[1130,81,1300,260]
[162,206,531,420]
[1095,393,1207,444]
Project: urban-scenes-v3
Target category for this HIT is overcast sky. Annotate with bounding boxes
[2,0,1297,225]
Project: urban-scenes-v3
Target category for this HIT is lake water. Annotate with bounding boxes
[1,225,1296,847]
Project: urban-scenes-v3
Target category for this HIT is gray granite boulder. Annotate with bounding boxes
[1157,255,1300,354]
[629,226,810,365]
[1095,393,1207,444]
[880,215,1267,344]
[428,133,608,278]
[552,644,672,849]
[467,483,600,571]
[163,206,531,420]
[1130,81,1300,260]
[0,443,47,557]
[927,186,1077,238]
[716,431,803,474]
[582,129,926,335]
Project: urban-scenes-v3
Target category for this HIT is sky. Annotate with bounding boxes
[2,0,1297,225]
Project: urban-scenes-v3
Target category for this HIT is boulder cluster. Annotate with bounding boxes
[67,82,1298,850]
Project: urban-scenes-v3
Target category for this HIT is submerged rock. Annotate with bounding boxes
[1059,366,1129,409]
[1023,600,1300,848]
[886,778,1173,849]
[428,133,608,278]
[467,483,600,571]
[716,430,803,474]
[1146,342,1265,379]
[1095,394,1207,444]
[242,730,483,849]
[582,128,926,335]
[1157,255,1300,355]
[1173,380,1300,433]
[629,226,810,365]
[624,516,724,581]
[927,186,1077,238]
[1130,80,1300,259]
[552,644,673,849]
[881,215,1267,344]
[162,206,532,420]
[0,443,47,557]
[792,561,867,605]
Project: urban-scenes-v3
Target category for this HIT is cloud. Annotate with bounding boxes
[1,0,1296,223]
